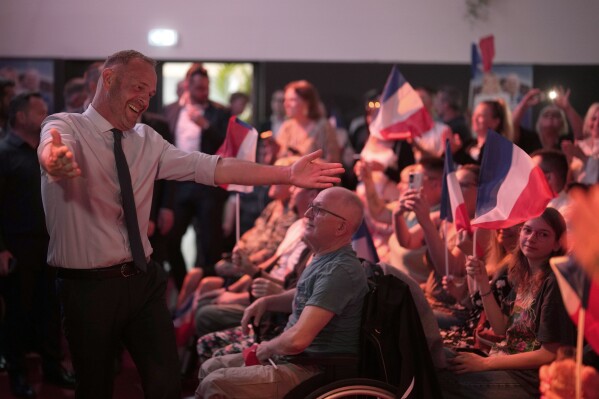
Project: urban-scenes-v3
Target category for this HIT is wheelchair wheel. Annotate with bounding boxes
[305,378,397,399]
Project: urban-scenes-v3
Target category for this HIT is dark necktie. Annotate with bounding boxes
[112,129,147,272]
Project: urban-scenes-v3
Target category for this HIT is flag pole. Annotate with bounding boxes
[235,193,241,244]
[471,228,479,292]
[444,222,449,276]
[576,308,585,399]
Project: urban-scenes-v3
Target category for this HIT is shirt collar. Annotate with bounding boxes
[83,104,131,136]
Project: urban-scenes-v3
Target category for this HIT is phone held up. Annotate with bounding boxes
[408,171,423,190]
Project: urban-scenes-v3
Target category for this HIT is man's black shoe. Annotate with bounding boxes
[43,367,76,389]
[9,373,36,398]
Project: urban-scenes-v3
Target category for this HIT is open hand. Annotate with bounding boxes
[42,129,81,178]
[289,150,344,188]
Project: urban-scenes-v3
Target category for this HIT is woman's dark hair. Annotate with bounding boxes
[508,207,566,292]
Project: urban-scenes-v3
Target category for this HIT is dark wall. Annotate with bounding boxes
[257,62,471,127]
[54,59,598,128]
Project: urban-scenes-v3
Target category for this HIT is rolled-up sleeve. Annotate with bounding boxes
[156,142,220,186]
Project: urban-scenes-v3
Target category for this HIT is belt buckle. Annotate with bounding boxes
[121,263,139,278]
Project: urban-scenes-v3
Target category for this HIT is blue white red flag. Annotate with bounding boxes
[352,220,380,264]
[216,116,258,193]
[471,130,554,229]
[368,66,433,141]
[440,140,471,232]
[550,256,599,353]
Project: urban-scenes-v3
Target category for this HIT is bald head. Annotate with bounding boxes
[320,187,364,235]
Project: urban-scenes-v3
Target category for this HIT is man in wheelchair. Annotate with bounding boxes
[195,187,369,399]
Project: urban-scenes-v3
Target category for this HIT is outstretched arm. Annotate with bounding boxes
[39,128,81,178]
[214,149,343,188]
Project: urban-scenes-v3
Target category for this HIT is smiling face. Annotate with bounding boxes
[471,102,500,137]
[284,87,307,119]
[519,217,561,263]
[303,189,348,251]
[102,58,157,131]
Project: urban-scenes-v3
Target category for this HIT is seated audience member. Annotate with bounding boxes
[358,158,443,278]
[394,164,491,328]
[531,149,571,219]
[441,224,519,351]
[195,187,369,399]
[221,132,280,251]
[513,87,583,154]
[173,177,298,344]
[195,188,318,364]
[563,102,599,185]
[190,184,309,338]
[441,208,575,399]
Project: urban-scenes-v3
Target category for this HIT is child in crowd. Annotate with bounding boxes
[440,208,576,398]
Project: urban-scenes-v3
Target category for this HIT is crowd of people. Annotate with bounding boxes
[0,50,598,398]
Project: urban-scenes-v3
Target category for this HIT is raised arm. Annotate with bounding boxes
[356,160,392,224]
[465,256,508,335]
[214,149,343,189]
[39,129,81,178]
[553,87,583,140]
[512,89,541,144]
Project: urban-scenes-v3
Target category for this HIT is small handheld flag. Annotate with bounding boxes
[216,117,259,193]
[368,65,433,141]
[471,130,554,229]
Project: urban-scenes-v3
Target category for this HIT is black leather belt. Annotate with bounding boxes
[52,262,143,280]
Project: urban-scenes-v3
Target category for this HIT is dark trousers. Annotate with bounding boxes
[57,261,180,399]
[0,235,62,376]
[167,182,227,288]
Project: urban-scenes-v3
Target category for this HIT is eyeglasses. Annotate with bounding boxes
[307,203,346,221]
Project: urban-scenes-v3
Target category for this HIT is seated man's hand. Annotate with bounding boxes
[241,297,268,335]
[232,248,258,276]
[256,341,274,364]
[251,278,284,298]
[214,290,250,305]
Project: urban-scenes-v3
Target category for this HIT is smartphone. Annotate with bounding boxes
[408,172,423,190]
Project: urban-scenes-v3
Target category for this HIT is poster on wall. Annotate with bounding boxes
[0,59,55,113]
[469,64,533,128]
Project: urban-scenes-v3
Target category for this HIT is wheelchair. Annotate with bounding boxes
[284,271,442,399]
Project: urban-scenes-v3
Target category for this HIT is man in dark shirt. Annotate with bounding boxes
[0,92,75,398]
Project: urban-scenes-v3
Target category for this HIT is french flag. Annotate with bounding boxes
[351,220,380,264]
[440,140,471,232]
[550,256,599,353]
[215,116,258,193]
[368,65,433,141]
[471,130,554,229]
